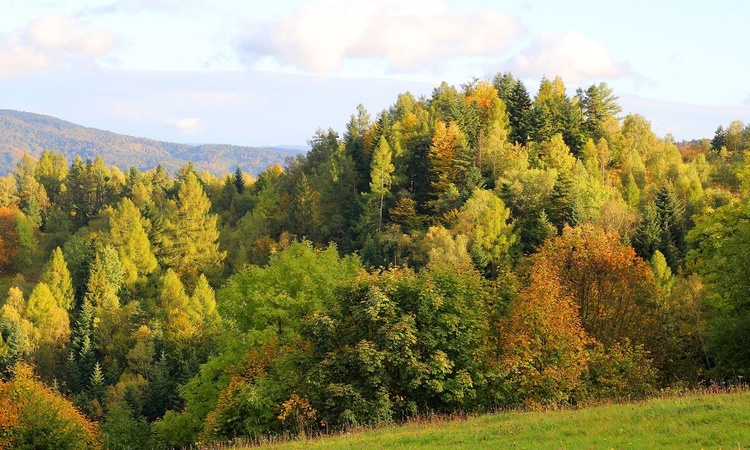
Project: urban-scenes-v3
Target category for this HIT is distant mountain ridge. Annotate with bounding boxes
[0,109,304,176]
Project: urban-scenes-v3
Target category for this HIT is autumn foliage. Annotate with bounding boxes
[0,207,19,272]
[500,250,589,406]
[530,223,663,352]
[0,364,100,450]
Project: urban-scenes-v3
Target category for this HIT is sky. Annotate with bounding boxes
[1,0,749,147]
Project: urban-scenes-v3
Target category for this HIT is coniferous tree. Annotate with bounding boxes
[84,247,123,310]
[576,82,622,142]
[106,197,158,285]
[344,104,373,190]
[34,150,68,202]
[233,166,245,194]
[40,247,74,311]
[654,184,686,271]
[634,201,661,261]
[287,172,322,241]
[507,80,533,145]
[68,299,96,393]
[369,136,395,233]
[162,172,225,281]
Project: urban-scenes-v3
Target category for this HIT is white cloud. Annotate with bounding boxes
[165,117,202,132]
[0,15,117,79]
[26,15,116,56]
[511,30,628,83]
[0,42,48,79]
[240,0,524,75]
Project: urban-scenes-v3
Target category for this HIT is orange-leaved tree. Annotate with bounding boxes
[499,252,589,406]
[0,207,19,272]
[532,223,664,352]
[0,363,100,450]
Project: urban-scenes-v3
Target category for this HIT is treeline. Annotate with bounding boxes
[0,109,296,175]
[1,73,750,448]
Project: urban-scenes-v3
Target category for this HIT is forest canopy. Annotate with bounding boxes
[1,73,750,448]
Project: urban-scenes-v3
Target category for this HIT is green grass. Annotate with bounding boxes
[251,390,750,449]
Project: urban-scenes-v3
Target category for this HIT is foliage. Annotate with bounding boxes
[219,241,361,338]
[0,72,748,446]
[301,267,492,427]
[0,363,100,450]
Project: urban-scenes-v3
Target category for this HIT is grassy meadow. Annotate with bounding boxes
[243,389,750,449]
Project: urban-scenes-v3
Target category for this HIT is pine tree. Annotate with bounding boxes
[548,172,579,233]
[87,362,105,402]
[655,184,686,271]
[146,350,177,421]
[287,172,322,240]
[34,150,68,202]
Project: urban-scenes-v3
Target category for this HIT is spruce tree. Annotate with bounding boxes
[507,80,533,145]
[233,166,245,194]
[654,184,686,271]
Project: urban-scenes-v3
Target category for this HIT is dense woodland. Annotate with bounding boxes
[1,73,750,449]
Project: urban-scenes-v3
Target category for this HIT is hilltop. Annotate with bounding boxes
[0,109,303,175]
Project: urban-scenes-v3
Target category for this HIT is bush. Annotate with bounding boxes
[0,363,100,450]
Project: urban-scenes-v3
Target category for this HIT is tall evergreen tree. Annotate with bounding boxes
[106,198,158,285]
[576,82,622,142]
[40,247,75,311]
[507,80,534,145]
[369,136,395,233]
[233,166,245,194]
[162,172,225,281]
[654,184,686,271]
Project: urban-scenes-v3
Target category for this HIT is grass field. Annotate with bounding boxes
[246,389,750,449]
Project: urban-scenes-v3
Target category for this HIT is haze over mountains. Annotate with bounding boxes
[0,109,304,176]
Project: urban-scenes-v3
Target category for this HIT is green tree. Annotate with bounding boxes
[576,82,621,142]
[34,149,69,202]
[687,199,750,376]
[369,136,395,233]
[233,166,246,194]
[302,267,491,426]
[83,247,123,310]
[452,189,517,275]
[162,172,225,281]
[105,197,158,285]
[219,241,360,338]
[40,247,74,311]
[507,80,534,145]
[654,184,686,271]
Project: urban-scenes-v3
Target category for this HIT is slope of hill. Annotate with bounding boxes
[258,390,750,449]
[0,109,303,176]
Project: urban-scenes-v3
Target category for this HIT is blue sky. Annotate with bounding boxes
[1,0,748,147]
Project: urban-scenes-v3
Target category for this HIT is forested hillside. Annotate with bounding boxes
[1,73,750,449]
[0,109,300,176]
